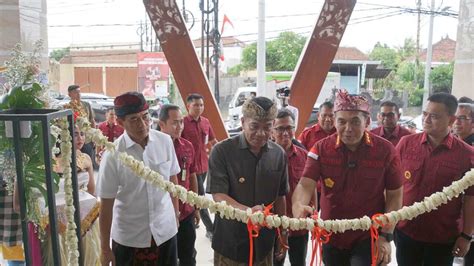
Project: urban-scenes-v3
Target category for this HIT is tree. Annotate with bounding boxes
[369,42,398,69]
[236,31,306,73]
[49,47,70,62]
[430,63,454,93]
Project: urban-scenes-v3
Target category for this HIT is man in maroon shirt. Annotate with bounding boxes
[159,104,199,266]
[272,108,308,266]
[370,101,412,146]
[181,93,217,239]
[292,90,403,266]
[298,101,336,150]
[395,93,474,266]
[98,108,124,142]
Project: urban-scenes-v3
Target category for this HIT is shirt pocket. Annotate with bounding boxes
[148,160,172,181]
[357,167,384,195]
[435,161,462,188]
[320,164,343,196]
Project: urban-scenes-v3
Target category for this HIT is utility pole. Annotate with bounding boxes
[408,0,422,109]
[257,0,266,98]
[422,0,435,110]
[213,0,220,104]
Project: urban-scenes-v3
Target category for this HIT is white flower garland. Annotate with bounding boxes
[77,119,474,232]
[57,119,79,266]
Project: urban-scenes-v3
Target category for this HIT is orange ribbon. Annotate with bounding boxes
[246,204,274,266]
[309,212,332,266]
[370,213,386,266]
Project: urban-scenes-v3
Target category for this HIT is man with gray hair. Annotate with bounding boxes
[454,97,474,146]
[209,96,289,265]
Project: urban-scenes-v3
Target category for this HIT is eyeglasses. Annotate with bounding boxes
[273,126,295,133]
[455,115,472,122]
[379,112,396,119]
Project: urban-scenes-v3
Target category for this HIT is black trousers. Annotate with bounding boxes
[112,235,178,266]
[197,172,213,233]
[273,233,309,266]
[394,229,454,266]
[322,238,372,266]
[177,214,196,266]
[465,243,474,266]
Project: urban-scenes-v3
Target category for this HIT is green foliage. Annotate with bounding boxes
[49,47,70,62]
[240,43,257,70]
[430,63,454,93]
[235,31,306,75]
[227,64,244,77]
[369,42,399,69]
[0,41,59,222]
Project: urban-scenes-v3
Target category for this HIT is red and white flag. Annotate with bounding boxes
[220,14,234,36]
[219,14,234,61]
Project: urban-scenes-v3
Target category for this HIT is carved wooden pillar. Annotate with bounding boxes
[144,0,228,140]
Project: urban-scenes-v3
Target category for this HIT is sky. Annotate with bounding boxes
[46,0,460,54]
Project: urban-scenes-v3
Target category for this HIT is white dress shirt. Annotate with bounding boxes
[97,129,180,247]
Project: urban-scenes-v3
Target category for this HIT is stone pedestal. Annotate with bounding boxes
[452,0,474,99]
[0,0,48,68]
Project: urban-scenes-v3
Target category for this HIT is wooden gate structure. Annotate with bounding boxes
[144,0,356,138]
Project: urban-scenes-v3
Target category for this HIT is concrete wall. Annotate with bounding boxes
[0,0,49,68]
[452,0,474,99]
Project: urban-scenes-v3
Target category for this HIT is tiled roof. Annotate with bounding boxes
[419,36,455,63]
[193,36,246,48]
[334,47,370,61]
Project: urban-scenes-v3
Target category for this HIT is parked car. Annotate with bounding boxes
[52,93,115,123]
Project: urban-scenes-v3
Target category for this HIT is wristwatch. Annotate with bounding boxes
[379,232,394,242]
[460,232,473,241]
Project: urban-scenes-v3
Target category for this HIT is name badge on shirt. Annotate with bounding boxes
[181,159,187,182]
[181,169,186,182]
[204,134,209,145]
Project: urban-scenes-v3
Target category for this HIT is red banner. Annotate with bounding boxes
[137,52,170,99]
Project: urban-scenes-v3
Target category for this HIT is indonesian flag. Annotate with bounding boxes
[220,14,234,61]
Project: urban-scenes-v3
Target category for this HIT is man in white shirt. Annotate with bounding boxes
[97,92,181,266]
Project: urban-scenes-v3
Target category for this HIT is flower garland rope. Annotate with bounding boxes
[57,118,79,266]
[77,119,474,234]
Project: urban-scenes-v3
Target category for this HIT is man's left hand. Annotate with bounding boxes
[452,236,471,257]
[376,237,392,265]
[194,211,201,226]
[274,232,288,261]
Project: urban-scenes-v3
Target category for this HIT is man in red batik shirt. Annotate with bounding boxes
[395,93,474,266]
[272,108,309,266]
[370,101,412,147]
[298,101,336,150]
[181,93,217,239]
[159,104,199,266]
[292,89,403,266]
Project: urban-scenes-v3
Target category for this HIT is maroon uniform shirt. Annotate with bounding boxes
[396,133,474,243]
[182,115,216,174]
[286,144,308,237]
[302,132,403,249]
[297,124,336,150]
[98,121,124,142]
[174,137,197,221]
[370,124,412,147]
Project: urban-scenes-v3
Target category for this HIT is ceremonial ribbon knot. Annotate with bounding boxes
[370,213,387,266]
[246,203,273,266]
[310,212,332,266]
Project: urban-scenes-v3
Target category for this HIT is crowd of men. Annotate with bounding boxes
[65,83,473,266]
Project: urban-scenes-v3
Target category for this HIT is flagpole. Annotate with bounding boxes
[257,0,266,98]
